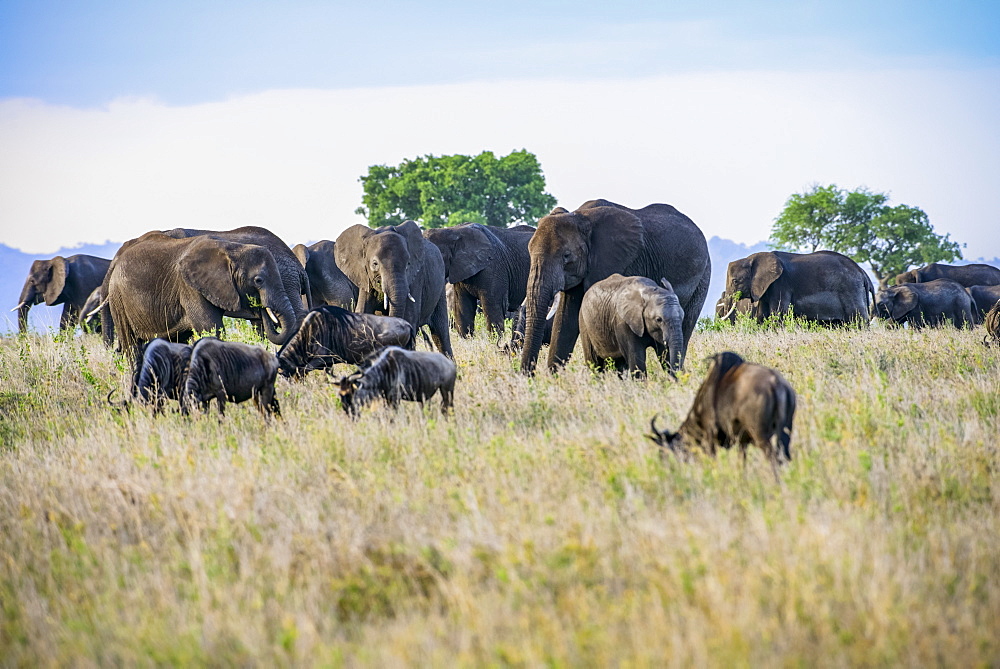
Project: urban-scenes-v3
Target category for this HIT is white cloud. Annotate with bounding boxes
[1,68,998,258]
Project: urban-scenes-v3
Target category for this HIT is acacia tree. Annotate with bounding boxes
[355,150,557,228]
[771,184,962,287]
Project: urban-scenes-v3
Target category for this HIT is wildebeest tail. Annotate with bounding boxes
[773,382,796,462]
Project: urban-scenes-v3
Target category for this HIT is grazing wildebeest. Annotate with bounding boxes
[648,351,796,479]
[337,346,456,416]
[183,337,280,417]
[126,339,193,413]
[276,305,416,378]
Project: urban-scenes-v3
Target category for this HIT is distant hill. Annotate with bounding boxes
[1,238,997,332]
[1,242,121,333]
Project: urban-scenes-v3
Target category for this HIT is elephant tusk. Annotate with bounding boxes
[11,302,26,312]
[266,307,280,325]
[86,296,111,319]
[721,302,738,321]
[383,294,389,311]
[545,292,562,320]
[408,293,416,303]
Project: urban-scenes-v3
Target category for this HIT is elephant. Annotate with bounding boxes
[183,337,280,417]
[80,286,104,333]
[875,279,975,328]
[725,250,875,325]
[965,285,1000,324]
[520,199,711,374]
[578,274,685,377]
[13,254,111,333]
[102,232,300,372]
[334,220,453,357]
[423,223,535,340]
[895,262,1000,288]
[161,226,310,325]
[714,289,752,323]
[292,240,357,309]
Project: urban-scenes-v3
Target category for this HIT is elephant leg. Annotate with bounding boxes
[681,266,711,350]
[59,304,79,331]
[482,294,507,342]
[627,345,648,379]
[453,286,477,338]
[428,297,454,358]
[547,285,584,372]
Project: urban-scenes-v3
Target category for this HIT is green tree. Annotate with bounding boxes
[771,184,962,287]
[355,150,557,229]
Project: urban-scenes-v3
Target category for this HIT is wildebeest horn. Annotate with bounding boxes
[648,414,666,441]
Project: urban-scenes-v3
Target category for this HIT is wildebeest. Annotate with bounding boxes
[648,351,796,479]
[183,337,281,417]
[337,346,456,416]
[984,301,1000,347]
[276,305,416,378]
[132,339,193,412]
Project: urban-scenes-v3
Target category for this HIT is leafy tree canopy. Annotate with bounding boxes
[771,184,963,287]
[355,150,557,229]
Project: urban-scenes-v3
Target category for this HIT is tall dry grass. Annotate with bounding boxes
[1,318,998,666]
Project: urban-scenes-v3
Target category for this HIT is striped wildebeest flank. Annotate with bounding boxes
[183,337,281,418]
[984,300,1000,347]
[648,351,796,480]
[276,305,416,379]
[113,339,193,414]
[337,346,456,416]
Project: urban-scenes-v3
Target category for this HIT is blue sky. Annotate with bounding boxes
[1,1,999,257]
[4,1,998,105]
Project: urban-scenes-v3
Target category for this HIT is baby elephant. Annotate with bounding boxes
[337,346,456,416]
[648,351,796,479]
[183,337,281,417]
[579,274,685,377]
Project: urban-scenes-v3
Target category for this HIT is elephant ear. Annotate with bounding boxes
[43,256,69,305]
[448,225,493,283]
[335,225,374,289]
[620,280,647,337]
[393,220,425,279]
[178,239,242,312]
[750,253,784,302]
[891,288,919,321]
[292,244,310,268]
[580,206,644,288]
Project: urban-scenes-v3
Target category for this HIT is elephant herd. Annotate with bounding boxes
[11,201,1000,444]
[716,254,1000,332]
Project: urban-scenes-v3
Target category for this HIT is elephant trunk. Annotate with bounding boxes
[259,289,297,346]
[14,284,38,333]
[520,269,561,374]
[666,321,684,378]
[382,272,409,320]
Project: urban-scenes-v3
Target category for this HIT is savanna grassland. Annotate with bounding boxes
[1,319,999,666]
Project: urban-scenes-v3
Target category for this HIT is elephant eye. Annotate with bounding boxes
[253,276,264,287]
